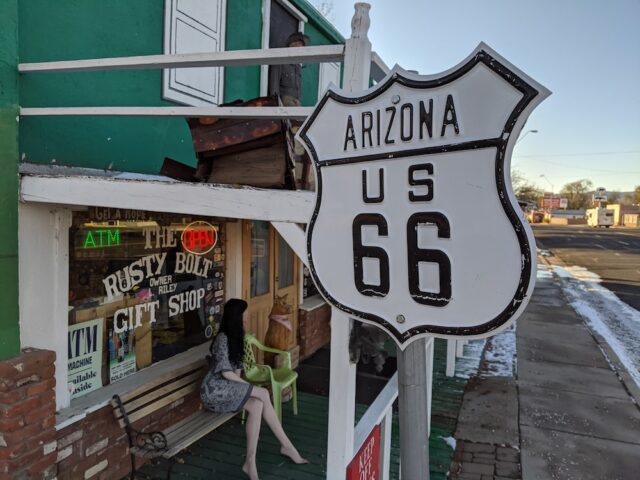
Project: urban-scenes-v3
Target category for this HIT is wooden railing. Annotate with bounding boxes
[18,45,389,119]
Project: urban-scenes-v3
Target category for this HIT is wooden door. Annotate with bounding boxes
[274,232,299,349]
[242,221,275,345]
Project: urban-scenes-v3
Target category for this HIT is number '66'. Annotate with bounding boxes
[352,213,452,307]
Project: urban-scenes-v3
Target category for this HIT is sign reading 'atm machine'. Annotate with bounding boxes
[298,44,550,348]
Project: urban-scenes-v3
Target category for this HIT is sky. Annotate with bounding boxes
[313,0,640,193]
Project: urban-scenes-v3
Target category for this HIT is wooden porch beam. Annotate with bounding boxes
[20,175,314,223]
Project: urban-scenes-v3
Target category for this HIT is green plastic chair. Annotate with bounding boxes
[243,333,298,422]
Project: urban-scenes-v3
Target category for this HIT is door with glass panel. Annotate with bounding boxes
[242,221,275,348]
[274,231,299,349]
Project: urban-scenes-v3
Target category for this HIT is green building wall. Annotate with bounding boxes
[3,0,343,360]
[18,0,342,176]
[0,0,20,360]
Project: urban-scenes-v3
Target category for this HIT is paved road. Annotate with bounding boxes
[532,225,640,310]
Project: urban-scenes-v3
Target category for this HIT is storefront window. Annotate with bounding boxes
[250,221,270,297]
[278,235,294,288]
[67,208,226,400]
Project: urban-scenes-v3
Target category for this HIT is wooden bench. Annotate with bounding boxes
[111,359,234,479]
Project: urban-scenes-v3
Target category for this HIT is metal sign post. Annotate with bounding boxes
[397,338,431,478]
[298,4,550,479]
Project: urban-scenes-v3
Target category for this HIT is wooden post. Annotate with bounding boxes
[379,409,393,480]
[326,4,371,479]
[425,337,435,435]
[18,204,72,410]
[326,308,357,478]
[446,338,457,377]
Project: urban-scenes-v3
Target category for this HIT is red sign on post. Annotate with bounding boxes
[346,424,381,480]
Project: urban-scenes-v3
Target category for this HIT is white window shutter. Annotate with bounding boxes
[318,62,341,97]
[163,0,226,106]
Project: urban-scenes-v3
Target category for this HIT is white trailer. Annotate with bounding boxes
[586,207,614,227]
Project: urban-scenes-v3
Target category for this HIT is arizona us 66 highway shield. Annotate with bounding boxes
[297,43,550,348]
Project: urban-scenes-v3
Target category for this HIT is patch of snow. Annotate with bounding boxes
[481,322,517,377]
[454,338,486,379]
[113,172,174,182]
[440,436,457,450]
[552,265,640,389]
[536,268,553,279]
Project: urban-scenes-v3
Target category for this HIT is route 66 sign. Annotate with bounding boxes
[297,44,550,348]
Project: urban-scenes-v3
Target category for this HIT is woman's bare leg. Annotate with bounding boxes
[250,387,308,464]
[242,398,263,480]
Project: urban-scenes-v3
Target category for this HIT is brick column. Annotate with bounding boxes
[0,348,57,479]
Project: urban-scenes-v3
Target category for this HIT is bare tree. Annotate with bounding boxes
[312,1,335,22]
[559,179,594,209]
[511,168,543,203]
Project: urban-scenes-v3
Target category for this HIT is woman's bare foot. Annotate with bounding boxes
[280,445,309,464]
[242,461,259,480]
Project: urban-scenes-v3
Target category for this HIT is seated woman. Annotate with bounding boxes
[200,298,308,480]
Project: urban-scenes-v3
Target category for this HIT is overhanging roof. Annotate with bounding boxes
[19,164,314,223]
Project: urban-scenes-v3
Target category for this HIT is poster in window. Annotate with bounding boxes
[68,318,104,399]
[109,328,137,383]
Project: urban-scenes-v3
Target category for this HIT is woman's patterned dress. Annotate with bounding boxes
[200,333,253,413]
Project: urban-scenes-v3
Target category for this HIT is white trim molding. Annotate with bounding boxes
[20,174,314,224]
[18,45,344,73]
[19,106,314,119]
[19,204,72,410]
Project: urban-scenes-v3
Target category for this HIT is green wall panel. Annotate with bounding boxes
[224,0,263,103]
[18,0,195,174]
[0,0,20,360]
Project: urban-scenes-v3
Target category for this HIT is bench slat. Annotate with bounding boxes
[118,359,206,404]
[114,369,205,420]
[121,382,200,427]
[163,411,235,458]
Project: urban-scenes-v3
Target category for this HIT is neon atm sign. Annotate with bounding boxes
[83,229,120,249]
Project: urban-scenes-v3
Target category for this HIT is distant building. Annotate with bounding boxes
[606,204,640,226]
[547,209,586,225]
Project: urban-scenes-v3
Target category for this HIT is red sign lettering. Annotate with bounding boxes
[346,424,381,480]
[181,221,217,255]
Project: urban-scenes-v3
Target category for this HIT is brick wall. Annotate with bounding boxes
[0,348,57,479]
[55,390,202,480]
[298,303,331,360]
[0,347,205,480]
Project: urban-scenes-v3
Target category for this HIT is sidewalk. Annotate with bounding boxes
[449,262,640,480]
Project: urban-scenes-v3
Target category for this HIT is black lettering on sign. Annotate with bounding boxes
[408,163,434,202]
[362,168,385,203]
[419,99,433,139]
[362,111,373,148]
[407,212,451,306]
[400,103,414,141]
[344,115,357,151]
[384,107,396,144]
[441,94,460,137]
[352,214,390,297]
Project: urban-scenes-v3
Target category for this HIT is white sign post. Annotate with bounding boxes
[298,28,549,478]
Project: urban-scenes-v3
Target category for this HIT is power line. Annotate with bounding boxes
[515,149,640,158]
[514,158,640,174]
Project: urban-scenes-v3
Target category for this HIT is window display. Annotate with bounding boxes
[68,208,226,399]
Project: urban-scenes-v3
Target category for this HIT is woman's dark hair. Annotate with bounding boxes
[213,298,248,366]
